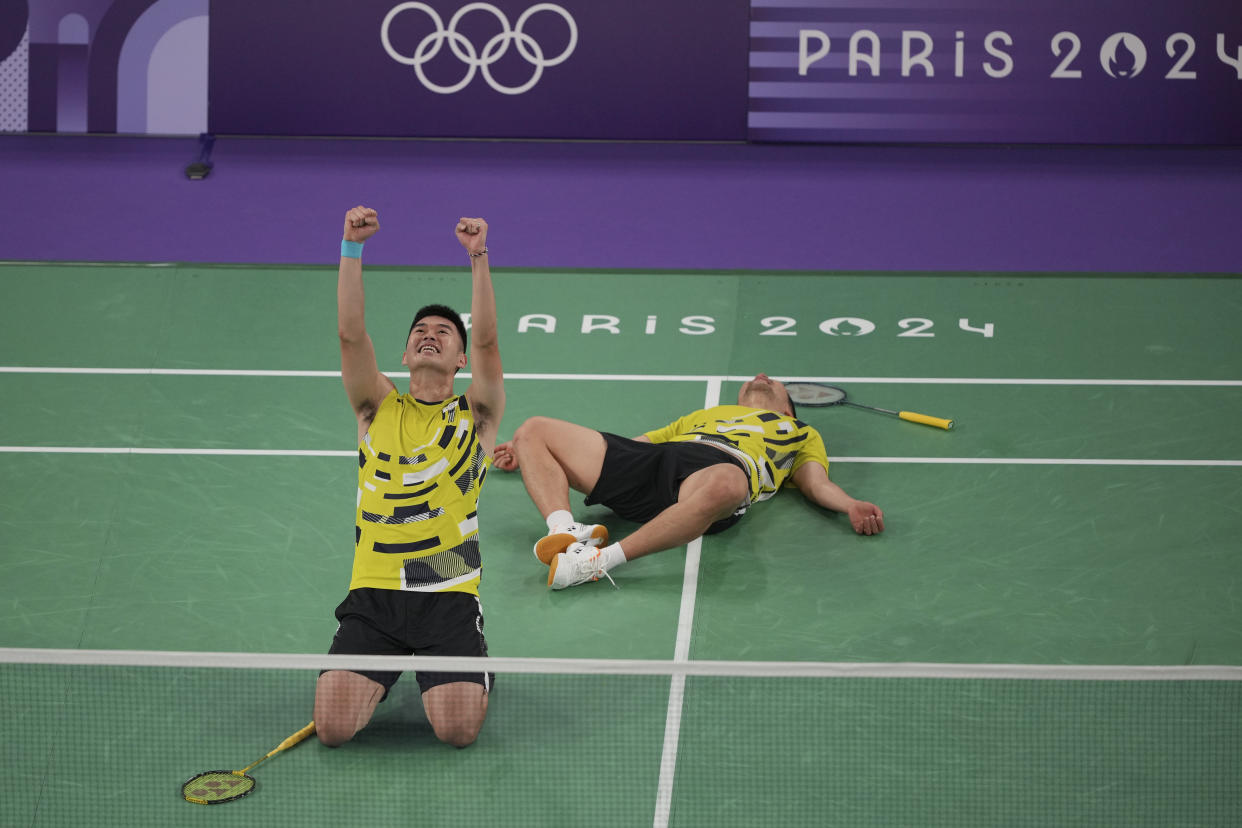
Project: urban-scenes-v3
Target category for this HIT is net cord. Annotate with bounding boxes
[2,648,1239,681]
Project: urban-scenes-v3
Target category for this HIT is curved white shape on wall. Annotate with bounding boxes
[117,0,208,135]
[146,15,207,135]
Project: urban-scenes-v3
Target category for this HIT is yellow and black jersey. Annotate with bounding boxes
[351,390,489,595]
[643,405,829,503]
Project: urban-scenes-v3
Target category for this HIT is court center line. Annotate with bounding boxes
[1,367,1240,386]
[1,447,1239,466]
[653,377,721,828]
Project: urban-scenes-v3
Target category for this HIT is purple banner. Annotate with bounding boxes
[208,0,748,140]
[6,0,1238,143]
[749,0,1242,144]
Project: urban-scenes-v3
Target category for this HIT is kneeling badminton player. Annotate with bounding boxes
[314,207,505,748]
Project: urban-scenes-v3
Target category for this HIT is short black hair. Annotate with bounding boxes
[407,304,467,352]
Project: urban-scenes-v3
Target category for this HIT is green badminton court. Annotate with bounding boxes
[2,262,1240,827]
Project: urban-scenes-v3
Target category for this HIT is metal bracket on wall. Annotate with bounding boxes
[185,133,216,181]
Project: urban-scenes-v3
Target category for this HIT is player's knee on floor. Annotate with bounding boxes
[423,679,488,747]
[314,716,358,748]
[431,718,481,748]
[314,671,381,747]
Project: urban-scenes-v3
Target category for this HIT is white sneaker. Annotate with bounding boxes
[548,542,617,590]
[533,522,609,565]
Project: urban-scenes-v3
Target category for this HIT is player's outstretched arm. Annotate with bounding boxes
[457,218,505,453]
[338,206,396,437]
[791,461,885,535]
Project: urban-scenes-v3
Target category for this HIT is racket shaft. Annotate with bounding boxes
[844,401,898,416]
[276,722,316,752]
[899,411,954,430]
[240,722,316,773]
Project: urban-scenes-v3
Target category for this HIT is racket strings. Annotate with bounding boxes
[182,722,315,804]
[781,382,953,429]
[785,383,847,405]
[182,770,255,804]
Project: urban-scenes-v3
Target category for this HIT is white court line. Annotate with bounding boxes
[1,447,1238,466]
[0,367,345,377]
[0,260,179,267]
[1,366,1240,386]
[833,457,1242,467]
[653,378,722,828]
[0,447,353,456]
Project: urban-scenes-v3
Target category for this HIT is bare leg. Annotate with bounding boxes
[617,462,749,560]
[422,682,490,747]
[511,417,608,517]
[314,670,384,747]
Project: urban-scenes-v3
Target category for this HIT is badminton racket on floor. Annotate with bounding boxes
[181,721,316,805]
[786,383,954,430]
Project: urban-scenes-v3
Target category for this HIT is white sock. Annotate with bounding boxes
[545,510,575,533]
[600,543,627,570]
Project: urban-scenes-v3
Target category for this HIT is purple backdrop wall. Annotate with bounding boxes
[2,0,1239,143]
[1,134,1238,274]
[207,0,749,140]
[749,0,1242,144]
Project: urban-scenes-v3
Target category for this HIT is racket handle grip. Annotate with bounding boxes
[899,411,954,430]
[273,722,317,754]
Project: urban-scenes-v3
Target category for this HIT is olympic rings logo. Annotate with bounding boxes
[381,2,577,95]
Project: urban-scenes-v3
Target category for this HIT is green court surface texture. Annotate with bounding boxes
[1,262,1239,827]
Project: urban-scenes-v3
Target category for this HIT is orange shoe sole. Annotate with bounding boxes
[534,525,609,565]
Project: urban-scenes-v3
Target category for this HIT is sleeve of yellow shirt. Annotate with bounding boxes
[643,409,702,444]
[787,425,830,484]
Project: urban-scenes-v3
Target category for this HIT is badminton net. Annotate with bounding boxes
[2,648,1239,827]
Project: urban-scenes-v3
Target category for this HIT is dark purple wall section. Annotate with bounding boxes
[7,0,1241,143]
[749,0,1242,145]
[85,0,160,133]
[208,0,750,140]
[1,134,1238,273]
[26,44,58,132]
[203,0,1242,143]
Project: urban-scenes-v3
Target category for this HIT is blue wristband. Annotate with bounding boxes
[341,240,364,259]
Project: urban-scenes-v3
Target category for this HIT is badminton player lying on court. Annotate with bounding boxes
[491,373,883,590]
[314,207,503,748]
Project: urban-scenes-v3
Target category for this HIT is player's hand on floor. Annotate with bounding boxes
[848,501,885,535]
[492,440,518,472]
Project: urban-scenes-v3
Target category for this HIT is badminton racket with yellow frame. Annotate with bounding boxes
[181,722,316,805]
[786,383,954,430]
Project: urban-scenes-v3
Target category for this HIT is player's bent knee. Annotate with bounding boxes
[424,682,488,748]
[314,716,357,748]
[313,702,358,747]
[721,472,749,505]
[432,719,481,748]
[512,416,557,445]
[688,466,749,515]
[427,704,484,747]
[314,670,380,748]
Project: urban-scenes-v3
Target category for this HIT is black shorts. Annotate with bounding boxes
[584,432,750,535]
[325,588,492,700]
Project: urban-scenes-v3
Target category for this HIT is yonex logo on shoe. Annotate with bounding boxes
[381,2,578,95]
